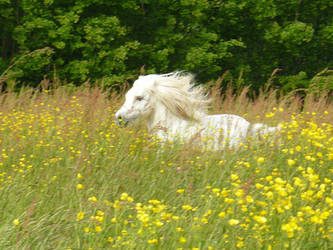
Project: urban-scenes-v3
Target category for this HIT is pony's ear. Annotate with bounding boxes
[147,78,158,88]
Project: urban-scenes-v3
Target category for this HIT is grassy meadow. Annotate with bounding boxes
[0,82,332,249]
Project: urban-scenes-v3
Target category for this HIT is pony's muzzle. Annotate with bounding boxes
[115,115,129,127]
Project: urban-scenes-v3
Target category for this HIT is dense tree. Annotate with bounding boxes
[0,0,332,90]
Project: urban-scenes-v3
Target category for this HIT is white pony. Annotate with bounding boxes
[115,72,280,150]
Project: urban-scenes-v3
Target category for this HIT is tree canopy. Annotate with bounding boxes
[0,0,332,90]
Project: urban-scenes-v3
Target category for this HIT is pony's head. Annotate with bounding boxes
[115,72,209,127]
[115,75,156,127]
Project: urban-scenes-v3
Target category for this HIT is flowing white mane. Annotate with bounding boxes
[115,71,280,150]
[138,72,209,121]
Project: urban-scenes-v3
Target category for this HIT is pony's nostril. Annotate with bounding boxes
[115,115,128,127]
[116,115,123,124]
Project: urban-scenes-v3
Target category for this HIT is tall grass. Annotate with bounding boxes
[0,80,332,249]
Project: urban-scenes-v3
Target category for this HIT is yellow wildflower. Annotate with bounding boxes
[95,225,102,232]
[237,241,244,248]
[253,215,267,224]
[287,159,296,166]
[148,239,158,244]
[77,211,84,221]
[13,219,19,226]
[182,205,193,211]
[257,157,265,163]
[177,189,185,194]
[120,193,129,201]
[246,195,254,203]
[88,196,97,203]
[231,174,239,181]
[228,219,240,226]
[179,237,187,243]
[218,211,226,218]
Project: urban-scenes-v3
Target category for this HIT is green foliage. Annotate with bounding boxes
[309,68,333,92]
[279,72,310,92]
[0,0,332,89]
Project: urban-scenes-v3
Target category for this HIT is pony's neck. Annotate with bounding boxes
[147,102,192,136]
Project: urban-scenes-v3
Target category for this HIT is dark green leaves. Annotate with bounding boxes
[0,0,332,90]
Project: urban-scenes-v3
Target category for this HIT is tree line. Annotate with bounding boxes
[0,0,332,91]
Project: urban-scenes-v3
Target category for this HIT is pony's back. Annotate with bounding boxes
[202,114,250,148]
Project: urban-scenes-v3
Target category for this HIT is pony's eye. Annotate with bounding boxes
[136,96,144,101]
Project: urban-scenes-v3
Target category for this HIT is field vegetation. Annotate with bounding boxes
[0,78,332,249]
